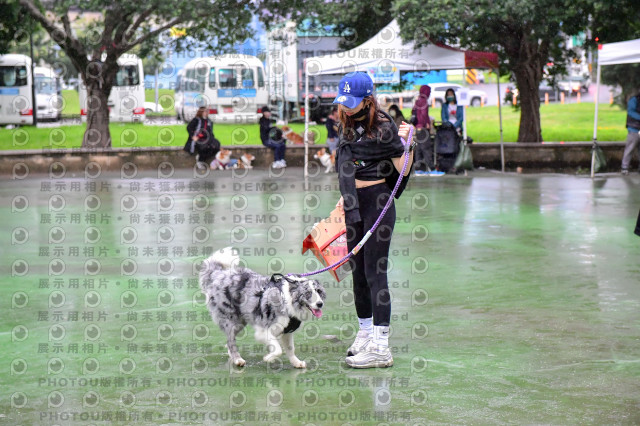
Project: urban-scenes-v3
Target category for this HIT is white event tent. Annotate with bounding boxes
[591,38,640,177]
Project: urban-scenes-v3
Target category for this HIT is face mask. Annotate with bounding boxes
[447,96,455,102]
[350,106,369,120]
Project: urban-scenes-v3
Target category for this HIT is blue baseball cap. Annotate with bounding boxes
[332,72,374,109]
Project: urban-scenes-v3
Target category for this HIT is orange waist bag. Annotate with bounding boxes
[302,207,350,282]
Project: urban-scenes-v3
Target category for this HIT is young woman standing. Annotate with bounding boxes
[332,72,415,368]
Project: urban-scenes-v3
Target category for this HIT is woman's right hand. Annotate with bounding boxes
[336,196,344,212]
[192,136,199,141]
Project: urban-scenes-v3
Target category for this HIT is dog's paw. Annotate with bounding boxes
[292,359,307,369]
[233,358,246,367]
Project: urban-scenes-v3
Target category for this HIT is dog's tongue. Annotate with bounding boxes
[311,308,322,318]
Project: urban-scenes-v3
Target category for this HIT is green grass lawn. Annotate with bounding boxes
[1,103,628,151]
[61,90,79,116]
[145,89,176,116]
[61,89,175,117]
[402,103,627,142]
[2,122,325,150]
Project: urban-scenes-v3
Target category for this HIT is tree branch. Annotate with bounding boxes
[19,0,87,71]
[18,0,57,35]
[123,16,183,52]
[125,5,157,41]
[97,8,118,59]
[60,12,73,39]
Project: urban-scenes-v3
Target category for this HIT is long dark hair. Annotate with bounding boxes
[195,107,207,118]
[337,96,381,140]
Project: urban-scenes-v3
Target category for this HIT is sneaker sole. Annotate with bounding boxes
[345,358,394,368]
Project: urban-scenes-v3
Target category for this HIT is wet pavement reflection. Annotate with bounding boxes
[2,169,639,423]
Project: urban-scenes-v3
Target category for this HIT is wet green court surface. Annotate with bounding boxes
[1,169,639,424]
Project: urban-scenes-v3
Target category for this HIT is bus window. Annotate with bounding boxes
[114,65,140,86]
[257,67,264,88]
[195,70,206,93]
[219,68,237,88]
[185,68,198,91]
[35,76,56,94]
[241,68,254,88]
[208,67,216,88]
[1,66,28,87]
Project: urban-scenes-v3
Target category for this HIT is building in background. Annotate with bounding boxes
[267,20,345,123]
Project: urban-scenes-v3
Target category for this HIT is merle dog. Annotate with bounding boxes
[199,247,326,368]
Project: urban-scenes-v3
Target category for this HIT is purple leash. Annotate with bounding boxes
[293,126,414,278]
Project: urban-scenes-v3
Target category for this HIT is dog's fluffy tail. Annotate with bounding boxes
[203,246,239,272]
[200,246,236,275]
[199,247,240,292]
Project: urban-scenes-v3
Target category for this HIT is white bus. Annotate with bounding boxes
[0,54,34,125]
[79,54,145,123]
[34,66,62,121]
[175,54,267,123]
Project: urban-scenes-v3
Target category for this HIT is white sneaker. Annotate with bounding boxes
[280,159,287,168]
[272,161,281,168]
[346,330,371,356]
[345,343,393,368]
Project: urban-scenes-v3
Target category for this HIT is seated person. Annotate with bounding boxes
[184,106,220,166]
[259,106,287,168]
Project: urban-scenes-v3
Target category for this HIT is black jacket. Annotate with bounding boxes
[259,116,283,144]
[336,110,414,223]
[184,117,215,154]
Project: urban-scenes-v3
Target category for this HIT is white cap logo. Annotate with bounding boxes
[337,95,347,102]
[343,82,351,93]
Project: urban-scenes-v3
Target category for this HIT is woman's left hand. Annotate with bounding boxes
[398,121,415,146]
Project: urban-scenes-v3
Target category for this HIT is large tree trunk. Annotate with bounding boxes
[513,41,544,143]
[83,80,112,148]
[81,60,118,148]
[514,65,543,142]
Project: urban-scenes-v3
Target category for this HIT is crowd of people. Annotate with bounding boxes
[182,84,470,175]
[183,105,290,170]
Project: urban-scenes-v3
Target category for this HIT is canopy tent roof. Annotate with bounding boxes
[305,19,498,75]
[598,38,640,66]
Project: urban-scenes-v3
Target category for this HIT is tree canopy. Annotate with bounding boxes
[0,0,33,54]
[393,0,591,142]
[12,0,256,147]
[590,0,640,107]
